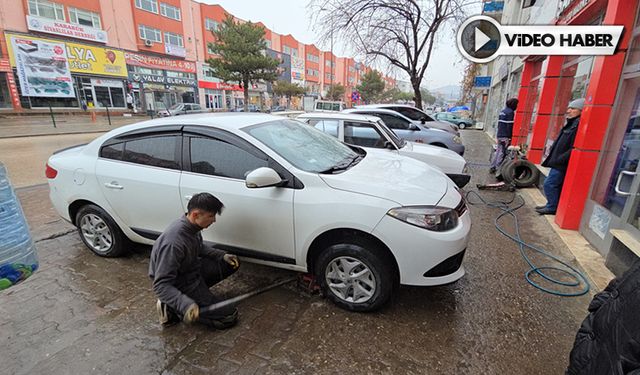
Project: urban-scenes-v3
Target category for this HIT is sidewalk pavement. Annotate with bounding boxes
[0,114,147,138]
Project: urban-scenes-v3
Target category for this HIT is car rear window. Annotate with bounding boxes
[100,142,124,160]
[121,136,179,170]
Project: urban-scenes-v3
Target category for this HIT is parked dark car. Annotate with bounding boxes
[355,104,459,135]
[434,112,474,129]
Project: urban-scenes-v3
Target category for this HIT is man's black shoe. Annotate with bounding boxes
[208,308,239,330]
[536,207,556,215]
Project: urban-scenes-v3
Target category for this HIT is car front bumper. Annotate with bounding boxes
[371,210,471,286]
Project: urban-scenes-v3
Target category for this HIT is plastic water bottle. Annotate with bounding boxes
[0,162,38,290]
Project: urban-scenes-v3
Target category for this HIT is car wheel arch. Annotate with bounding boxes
[69,199,100,226]
[305,228,399,283]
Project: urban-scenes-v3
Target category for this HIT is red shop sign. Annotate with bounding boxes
[198,80,243,91]
[125,52,196,73]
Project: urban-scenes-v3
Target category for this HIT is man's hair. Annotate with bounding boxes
[506,98,519,111]
[187,193,224,215]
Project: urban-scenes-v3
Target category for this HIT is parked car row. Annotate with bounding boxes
[47,110,471,312]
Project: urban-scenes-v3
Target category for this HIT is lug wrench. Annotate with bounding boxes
[200,276,298,314]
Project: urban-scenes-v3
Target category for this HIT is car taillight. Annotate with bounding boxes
[45,163,58,179]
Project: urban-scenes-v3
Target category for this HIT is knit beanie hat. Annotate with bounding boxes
[568,98,585,110]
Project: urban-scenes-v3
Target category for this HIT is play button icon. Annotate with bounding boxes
[475,28,491,52]
[457,15,502,63]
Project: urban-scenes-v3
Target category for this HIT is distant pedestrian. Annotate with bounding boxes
[536,98,584,215]
[81,99,88,112]
[126,93,133,110]
[490,98,519,173]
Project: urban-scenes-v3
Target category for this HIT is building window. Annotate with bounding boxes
[164,31,183,47]
[160,3,180,21]
[207,45,215,54]
[135,0,158,14]
[283,46,291,55]
[68,7,101,28]
[166,70,194,79]
[205,18,218,31]
[325,60,333,67]
[349,66,356,72]
[307,53,319,63]
[28,0,64,21]
[265,39,272,49]
[139,25,162,43]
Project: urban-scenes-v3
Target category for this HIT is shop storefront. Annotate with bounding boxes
[0,59,19,109]
[580,5,640,275]
[4,33,128,109]
[197,62,243,110]
[125,52,197,112]
[509,0,640,275]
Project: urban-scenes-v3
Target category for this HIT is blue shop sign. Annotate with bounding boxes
[483,1,504,13]
[474,76,492,88]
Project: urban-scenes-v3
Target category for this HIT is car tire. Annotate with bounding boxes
[76,204,128,257]
[458,123,466,129]
[502,159,540,188]
[316,238,395,312]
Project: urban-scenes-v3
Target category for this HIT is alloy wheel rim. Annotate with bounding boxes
[325,256,376,303]
[80,214,113,253]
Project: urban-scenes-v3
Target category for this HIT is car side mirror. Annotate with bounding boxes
[245,167,286,188]
[409,124,420,131]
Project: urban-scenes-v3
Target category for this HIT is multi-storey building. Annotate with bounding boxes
[0,0,395,111]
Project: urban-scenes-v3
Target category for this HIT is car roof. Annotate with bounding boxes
[298,112,380,122]
[343,107,408,116]
[105,113,289,136]
[355,104,420,110]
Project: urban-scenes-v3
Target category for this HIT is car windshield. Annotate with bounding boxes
[376,120,405,148]
[246,119,361,173]
[168,104,183,111]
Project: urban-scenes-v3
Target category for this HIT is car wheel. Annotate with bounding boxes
[458,123,466,129]
[76,204,127,257]
[316,239,395,312]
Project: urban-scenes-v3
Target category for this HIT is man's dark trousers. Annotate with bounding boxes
[543,168,566,211]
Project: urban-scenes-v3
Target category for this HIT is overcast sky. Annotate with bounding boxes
[201,0,481,89]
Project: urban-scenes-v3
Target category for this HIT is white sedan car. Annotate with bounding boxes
[46,113,471,312]
[298,112,470,188]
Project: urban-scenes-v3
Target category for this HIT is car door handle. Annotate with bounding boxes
[185,195,192,200]
[614,170,637,196]
[104,182,123,190]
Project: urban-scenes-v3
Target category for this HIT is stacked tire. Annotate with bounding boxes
[498,158,539,188]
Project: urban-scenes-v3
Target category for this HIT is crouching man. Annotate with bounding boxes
[149,192,240,329]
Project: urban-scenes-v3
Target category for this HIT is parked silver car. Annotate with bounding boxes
[157,103,207,117]
[343,108,465,155]
[354,104,460,135]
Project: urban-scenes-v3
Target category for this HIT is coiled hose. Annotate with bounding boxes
[465,190,590,297]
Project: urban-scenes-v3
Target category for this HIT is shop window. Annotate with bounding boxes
[543,56,594,158]
[160,3,180,21]
[166,70,194,79]
[164,32,184,47]
[135,0,158,14]
[0,75,12,109]
[123,136,179,170]
[68,7,101,28]
[131,66,163,76]
[139,25,161,43]
[189,137,268,179]
[28,0,64,21]
[591,76,640,216]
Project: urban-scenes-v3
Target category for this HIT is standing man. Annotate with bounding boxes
[536,98,584,215]
[149,193,240,329]
[490,98,519,173]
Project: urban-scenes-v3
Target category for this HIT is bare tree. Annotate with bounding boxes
[311,0,474,109]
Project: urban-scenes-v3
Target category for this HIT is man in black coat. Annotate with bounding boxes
[149,193,240,329]
[536,98,584,215]
[566,260,640,374]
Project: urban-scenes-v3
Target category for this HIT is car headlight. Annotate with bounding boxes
[453,136,462,144]
[462,163,470,174]
[387,206,459,231]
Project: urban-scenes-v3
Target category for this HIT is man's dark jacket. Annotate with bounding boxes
[566,260,640,374]
[542,116,580,171]
[148,216,226,314]
[496,107,515,138]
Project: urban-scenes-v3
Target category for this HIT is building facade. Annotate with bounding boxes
[0,0,394,112]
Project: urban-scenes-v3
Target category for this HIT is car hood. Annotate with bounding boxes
[319,150,449,206]
[401,142,466,173]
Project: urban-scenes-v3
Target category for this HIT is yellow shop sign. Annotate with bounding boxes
[6,33,127,77]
